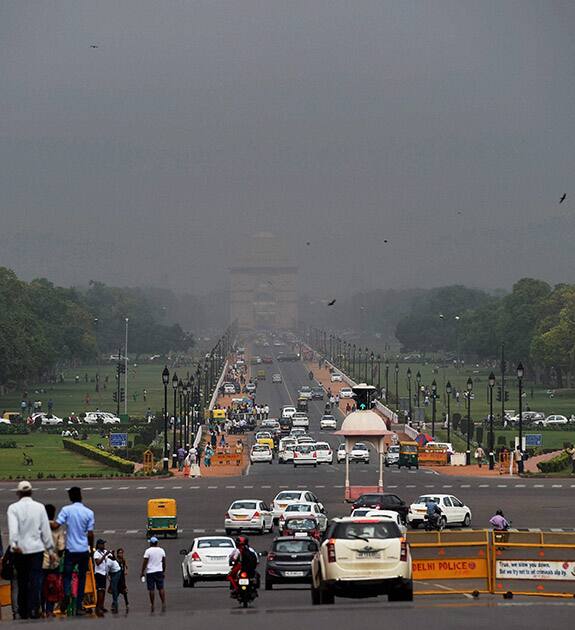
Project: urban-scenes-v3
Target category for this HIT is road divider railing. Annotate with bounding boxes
[408,529,492,596]
[491,529,575,598]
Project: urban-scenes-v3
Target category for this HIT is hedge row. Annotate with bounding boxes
[62,439,135,474]
[537,450,571,473]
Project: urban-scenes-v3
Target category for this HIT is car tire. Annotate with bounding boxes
[225,529,232,536]
[319,583,335,605]
[311,585,321,605]
[314,463,317,468]
[388,580,413,602]
[439,516,447,530]
[410,521,419,529]
[463,514,471,527]
[265,579,273,591]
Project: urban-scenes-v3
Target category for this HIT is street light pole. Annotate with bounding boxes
[488,371,496,470]
[172,373,179,468]
[407,368,412,423]
[431,379,437,436]
[377,354,381,393]
[466,377,473,465]
[364,347,369,383]
[385,359,389,403]
[178,378,184,448]
[416,371,421,408]
[162,367,169,473]
[352,345,356,380]
[370,352,375,385]
[394,362,399,414]
[445,381,452,443]
[124,317,129,416]
[517,362,524,469]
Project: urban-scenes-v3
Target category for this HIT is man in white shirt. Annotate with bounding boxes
[140,537,166,613]
[7,480,54,619]
[93,538,111,616]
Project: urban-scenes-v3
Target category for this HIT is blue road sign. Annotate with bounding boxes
[525,434,542,447]
[109,433,128,448]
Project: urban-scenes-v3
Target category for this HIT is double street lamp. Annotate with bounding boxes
[431,379,437,436]
[445,381,452,443]
[488,371,496,470]
[416,371,421,408]
[394,362,399,413]
[465,377,473,465]
[172,372,179,468]
[161,367,170,473]
[517,362,524,466]
[406,368,412,423]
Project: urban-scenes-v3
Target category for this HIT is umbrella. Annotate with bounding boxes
[415,433,433,446]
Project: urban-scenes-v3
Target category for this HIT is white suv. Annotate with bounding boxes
[311,517,413,604]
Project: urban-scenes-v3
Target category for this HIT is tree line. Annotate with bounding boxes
[0,268,194,387]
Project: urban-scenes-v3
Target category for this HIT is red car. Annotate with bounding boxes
[281,516,322,541]
[262,356,274,364]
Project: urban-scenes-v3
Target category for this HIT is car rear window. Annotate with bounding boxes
[417,496,441,504]
[315,444,330,451]
[197,538,234,549]
[276,491,301,500]
[252,445,270,452]
[285,518,317,530]
[231,501,257,510]
[332,521,401,540]
[295,445,314,453]
[273,540,318,553]
[286,504,313,513]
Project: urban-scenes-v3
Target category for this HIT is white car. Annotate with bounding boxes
[34,413,63,426]
[349,509,407,536]
[407,494,472,529]
[282,406,297,419]
[83,411,120,425]
[298,386,313,400]
[384,445,400,467]
[314,442,333,464]
[272,373,282,383]
[330,373,343,382]
[223,383,236,394]
[293,443,318,467]
[278,438,297,463]
[311,517,413,604]
[290,428,306,439]
[271,490,323,521]
[339,387,354,399]
[534,414,569,427]
[245,382,256,393]
[349,442,370,464]
[225,499,274,535]
[336,443,347,463]
[181,536,236,587]
[250,444,273,464]
[320,415,337,430]
[281,502,328,532]
[292,413,309,429]
[296,435,314,444]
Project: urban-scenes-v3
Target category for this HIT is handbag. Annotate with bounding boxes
[1,547,15,580]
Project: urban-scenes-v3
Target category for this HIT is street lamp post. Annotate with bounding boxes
[172,373,178,468]
[488,371,496,470]
[178,378,184,448]
[431,380,437,436]
[394,362,399,413]
[445,381,452,443]
[364,347,369,383]
[184,380,191,446]
[385,359,389,403]
[124,317,129,416]
[162,367,170,473]
[352,345,356,380]
[406,368,412,423]
[466,377,473,465]
[416,371,421,408]
[370,352,375,385]
[517,362,524,468]
[376,354,382,393]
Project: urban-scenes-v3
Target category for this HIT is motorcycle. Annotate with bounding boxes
[235,571,258,608]
[424,511,445,532]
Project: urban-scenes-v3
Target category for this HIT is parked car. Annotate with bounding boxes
[266,536,319,590]
[407,494,472,529]
[310,517,413,604]
[181,536,236,587]
[83,411,120,425]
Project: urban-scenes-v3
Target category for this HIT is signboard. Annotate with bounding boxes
[109,433,128,448]
[496,560,575,581]
[525,434,542,447]
[412,558,488,580]
[143,450,154,472]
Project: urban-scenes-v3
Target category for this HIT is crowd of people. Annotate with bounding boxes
[0,482,166,619]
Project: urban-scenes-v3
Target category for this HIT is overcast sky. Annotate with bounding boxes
[1,1,574,297]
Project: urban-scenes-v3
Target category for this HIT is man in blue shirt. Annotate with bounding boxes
[55,487,95,616]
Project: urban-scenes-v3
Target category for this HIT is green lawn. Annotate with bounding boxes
[0,362,195,420]
[0,433,124,479]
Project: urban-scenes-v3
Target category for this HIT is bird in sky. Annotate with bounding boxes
[90,44,98,48]
[327,299,336,306]
[559,193,567,204]
[306,241,311,246]
[383,239,388,243]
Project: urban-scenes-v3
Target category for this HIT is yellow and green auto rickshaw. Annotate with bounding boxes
[147,498,178,539]
[397,441,419,469]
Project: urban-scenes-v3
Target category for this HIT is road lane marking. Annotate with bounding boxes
[442,485,453,488]
[552,484,563,488]
[118,487,129,490]
[154,486,165,489]
[315,485,325,488]
[225,485,237,489]
[101,487,112,490]
[533,484,544,488]
[126,530,139,534]
[387,485,398,488]
[478,484,490,488]
[207,486,218,489]
[189,486,200,489]
[103,530,116,534]
[136,486,148,490]
[406,485,416,488]
[193,529,206,533]
[497,484,508,488]
[261,485,271,489]
[172,486,182,489]
[424,485,435,488]
[514,484,526,488]
[83,487,93,490]
[460,484,471,488]
[243,485,254,489]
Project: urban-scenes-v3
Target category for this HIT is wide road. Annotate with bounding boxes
[0,353,573,627]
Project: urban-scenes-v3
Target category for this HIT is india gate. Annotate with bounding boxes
[230,233,298,331]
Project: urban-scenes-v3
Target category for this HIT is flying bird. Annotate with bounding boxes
[327,299,336,306]
[559,193,567,204]
[90,44,98,48]
[383,239,388,243]
[306,241,311,246]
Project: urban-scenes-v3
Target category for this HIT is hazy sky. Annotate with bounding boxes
[1,1,574,297]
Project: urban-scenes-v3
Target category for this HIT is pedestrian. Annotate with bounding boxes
[55,486,95,616]
[140,537,166,613]
[143,388,147,402]
[567,444,575,474]
[41,504,65,617]
[7,480,55,619]
[204,444,214,467]
[115,548,129,612]
[93,538,111,616]
[107,551,122,614]
[475,445,485,468]
[177,445,186,472]
[514,446,524,474]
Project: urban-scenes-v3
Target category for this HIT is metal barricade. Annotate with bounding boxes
[408,529,491,595]
[491,529,575,598]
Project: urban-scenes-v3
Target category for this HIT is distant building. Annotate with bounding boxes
[230,233,298,331]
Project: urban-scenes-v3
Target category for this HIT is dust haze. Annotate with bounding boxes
[1,1,574,298]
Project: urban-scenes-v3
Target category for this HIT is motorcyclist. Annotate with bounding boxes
[228,536,259,597]
[425,498,442,529]
[489,509,509,530]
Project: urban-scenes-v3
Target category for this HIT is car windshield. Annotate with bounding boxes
[354,444,368,451]
[285,518,317,530]
[295,445,314,453]
[388,446,399,453]
[332,521,401,540]
[417,496,441,504]
[286,504,313,513]
[197,538,234,549]
[273,540,318,553]
[231,501,257,510]
[276,492,301,500]
[315,444,329,451]
[256,432,271,439]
